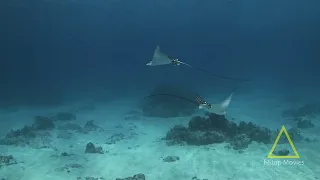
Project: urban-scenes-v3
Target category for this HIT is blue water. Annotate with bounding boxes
[1,0,319,107]
[1,1,320,179]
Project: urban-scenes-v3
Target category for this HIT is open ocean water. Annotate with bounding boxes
[1,0,320,180]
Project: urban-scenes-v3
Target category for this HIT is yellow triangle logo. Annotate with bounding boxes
[267,125,300,159]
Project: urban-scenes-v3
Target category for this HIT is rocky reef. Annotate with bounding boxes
[165,113,273,150]
[165,113,312,151]
[0,116,55,148]
[162,156,179,162]
[282,102,319,130]
[0,111,104,149]
[57,120,103,134]
[0,155,17,167]
[85,142,104,154]
[116,173,146,180]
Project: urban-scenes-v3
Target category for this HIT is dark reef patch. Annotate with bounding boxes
[116,173,146,180]
[165,113,312,151]
[296,119,315,129]
[0,116,55,148]
[33,116,55,130]
[165,113,273,150]
[282,102,320,120]
[0,155,17,167]
[162,156,180,162]
[85,142,104,154]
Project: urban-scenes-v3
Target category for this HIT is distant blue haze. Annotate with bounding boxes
[1,0,319,106]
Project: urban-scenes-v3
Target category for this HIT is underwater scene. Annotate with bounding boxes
[1,0,320,179]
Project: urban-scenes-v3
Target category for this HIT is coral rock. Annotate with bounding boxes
[273,149,290,156]
[0,155,17,166]
[165,113,273,150]
[163,156,180,162]
[85,142,104,154]
[116,173,146,180]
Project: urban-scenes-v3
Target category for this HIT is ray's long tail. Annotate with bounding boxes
[178,61,251,82]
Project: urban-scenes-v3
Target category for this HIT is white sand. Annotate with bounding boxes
[0,93,320,180]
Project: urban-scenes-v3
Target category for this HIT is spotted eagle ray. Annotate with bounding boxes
[142,89,236,116]
[146,45,251,82]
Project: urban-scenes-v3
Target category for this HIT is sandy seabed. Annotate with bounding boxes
[1,93,320,180]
